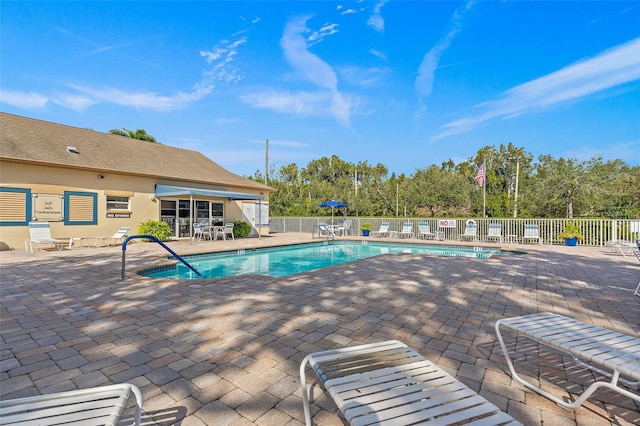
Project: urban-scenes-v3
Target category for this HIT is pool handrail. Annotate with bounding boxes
[121,235,202,280]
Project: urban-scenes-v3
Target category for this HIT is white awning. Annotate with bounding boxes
[155,184,264,200]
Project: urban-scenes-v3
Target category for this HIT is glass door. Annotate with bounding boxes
[160,200,177,237]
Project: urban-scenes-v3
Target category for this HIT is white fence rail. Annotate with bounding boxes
[269,217,640,247]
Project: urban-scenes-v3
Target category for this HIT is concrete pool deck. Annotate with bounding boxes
[1,233,639,425]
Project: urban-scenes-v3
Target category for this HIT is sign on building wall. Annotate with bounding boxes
[33,194,63,221]
[107,213,131,218]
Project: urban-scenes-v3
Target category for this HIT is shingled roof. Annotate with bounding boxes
[0,113,273,192]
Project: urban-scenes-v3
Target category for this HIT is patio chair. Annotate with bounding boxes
[300,340,522,426]
[217,223,235,240]
[0,383,142,425]
[398,222,414,238]
[417,222,435,239]
[96,226,131,247]
[370,222,390,238]
[522,224,542,244]
[458,219,477,241]
[24,221,64,253]
[340,218,353,236]
[193,223,212,241]
[496,312,640,409]
[485,223,503,243]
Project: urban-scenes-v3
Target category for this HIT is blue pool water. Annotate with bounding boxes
[142,241,511,279]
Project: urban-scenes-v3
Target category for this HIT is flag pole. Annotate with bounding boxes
[482,160,486,217]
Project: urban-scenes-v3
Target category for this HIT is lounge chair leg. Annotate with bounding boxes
[299,355,313,426]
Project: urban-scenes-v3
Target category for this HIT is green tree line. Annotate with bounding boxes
[250,143,640,219]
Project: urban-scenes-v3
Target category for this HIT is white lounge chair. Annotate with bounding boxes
[300,340,522,426]
[398,222,414,238]
[635,250,640,296]
[371,222,390,238]
[0,383,142,425]
[24,222,64,253]
[495,312,640,410]
[606,240,637,256]
[485,223,503,243]
[417,222,435,239]
[522,224,542,244]
[458,219,477,241]
[96,226,131,247]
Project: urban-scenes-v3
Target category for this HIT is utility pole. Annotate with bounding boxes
[265,139,268,186]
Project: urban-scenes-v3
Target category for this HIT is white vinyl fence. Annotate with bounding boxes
[269,217,640,247]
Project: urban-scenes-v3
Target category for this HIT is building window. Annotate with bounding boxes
[0,187,31,226]
[107,196,130,211]
[64,191,97,225]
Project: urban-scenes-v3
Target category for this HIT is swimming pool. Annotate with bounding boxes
[142,241,512,279]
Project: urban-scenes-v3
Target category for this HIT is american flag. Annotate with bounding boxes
[475,163,485,187]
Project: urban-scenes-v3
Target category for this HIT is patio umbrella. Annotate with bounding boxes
[319,200,348,223]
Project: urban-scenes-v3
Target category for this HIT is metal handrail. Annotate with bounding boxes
[121,235,202,280]
[312,224,335,243]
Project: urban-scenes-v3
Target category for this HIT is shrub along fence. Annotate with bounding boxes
[268,217,640,247]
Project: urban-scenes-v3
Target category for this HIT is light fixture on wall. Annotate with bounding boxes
[97,175,105,179]
[149,195,157,202]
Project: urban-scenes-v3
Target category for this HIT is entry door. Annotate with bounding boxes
[160,200,177,237]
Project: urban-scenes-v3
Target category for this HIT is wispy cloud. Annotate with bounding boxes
[432,37,640,140]
[0,90,48,109]
[51,92,97,111]
[67,82,213,112]
[367,1,387,32]
[2,34,248,113]
[88,35,164,55]
[200,37,248,83]
[308,23,339,47]
[340,66,389,87]
[369,49,387,61]
[415,1,475,100]
[245,15,353,127]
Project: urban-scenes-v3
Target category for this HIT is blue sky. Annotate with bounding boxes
[2,1,639,178]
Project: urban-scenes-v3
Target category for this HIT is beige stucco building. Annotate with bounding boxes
[0,113,274,251]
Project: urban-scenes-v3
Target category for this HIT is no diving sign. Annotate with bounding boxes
[438,219,457,228]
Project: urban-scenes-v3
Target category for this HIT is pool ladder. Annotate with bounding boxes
[312,224,335,244]
[121,235,202,280]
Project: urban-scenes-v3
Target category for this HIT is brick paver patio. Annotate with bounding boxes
[1,234,638,425]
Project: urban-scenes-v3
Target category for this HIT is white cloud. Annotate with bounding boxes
[308,23,339,47]
[51,92,97,111]
[0,90,49,109]
[369,49,387,61]
[367,1,387,32]
[340,8,357,15]
[340,66,389,87]
[200,37,247,83]
[415,0,474,99]
[240,90,331,116]
[277,15,352,126]
[68,83,213,112]
[432,37,640,140]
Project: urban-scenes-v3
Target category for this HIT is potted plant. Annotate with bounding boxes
[558,222,583,246]
[361,223,371,237]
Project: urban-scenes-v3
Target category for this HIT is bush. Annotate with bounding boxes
[137,220,172,241]
[233,221,252,237]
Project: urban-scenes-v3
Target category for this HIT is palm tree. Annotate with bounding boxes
[108,128,158,143]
